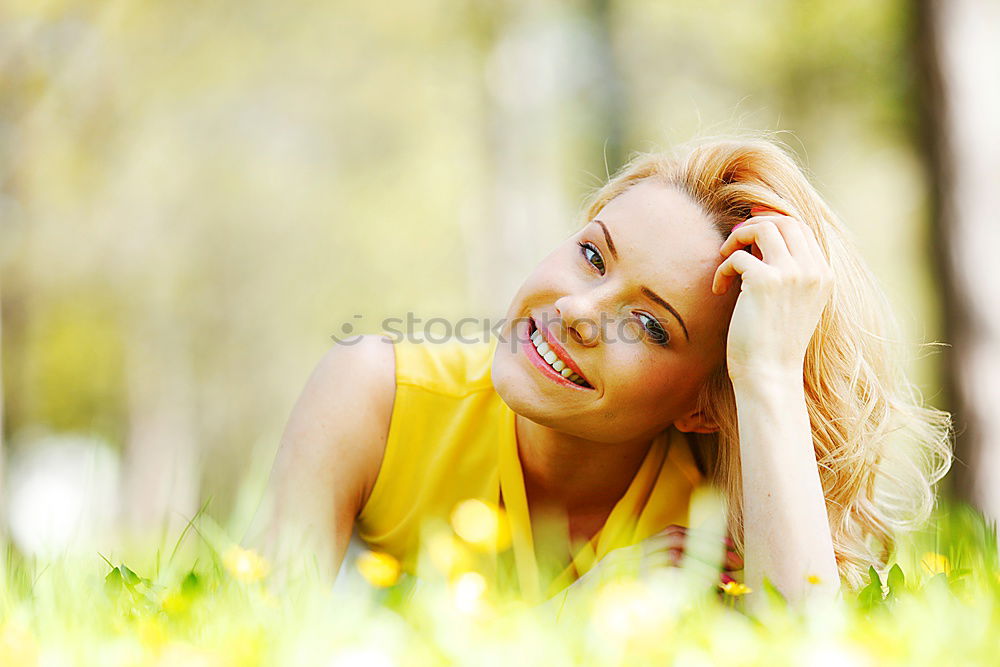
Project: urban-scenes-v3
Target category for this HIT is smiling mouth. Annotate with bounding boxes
[525,318,593,389]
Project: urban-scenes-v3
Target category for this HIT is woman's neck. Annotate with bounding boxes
[513,415,657,518]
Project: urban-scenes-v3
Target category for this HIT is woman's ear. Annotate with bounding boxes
[673,409,719,434]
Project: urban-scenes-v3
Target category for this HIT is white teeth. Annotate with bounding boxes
[531,325,588,386]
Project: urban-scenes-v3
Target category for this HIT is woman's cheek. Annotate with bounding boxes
[629,359,700,412]
[609,352,665,395]
[640,364,678,402]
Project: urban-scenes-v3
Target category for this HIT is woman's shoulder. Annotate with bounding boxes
[307,335,497,500]
[314,334,397,403]
[309,336,396,450]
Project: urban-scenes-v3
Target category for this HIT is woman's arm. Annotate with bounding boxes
[732,370,840,608]
[714,207,841,610]
[243,335,396,587]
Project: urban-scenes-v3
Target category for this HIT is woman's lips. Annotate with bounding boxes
[522,318,594,390]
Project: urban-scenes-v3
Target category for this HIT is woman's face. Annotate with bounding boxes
[491,179,740,444]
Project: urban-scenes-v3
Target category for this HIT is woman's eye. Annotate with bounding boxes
[636,312,670,346]
[577,241,605,275]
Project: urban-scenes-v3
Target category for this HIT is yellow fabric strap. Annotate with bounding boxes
[498,424,543,603]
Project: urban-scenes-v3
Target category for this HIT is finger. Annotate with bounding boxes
[753,206,828,266]
[653,538,740,570]
[658,523,687,532]
[712,249,765,295]
[718,222,755,260]
[669,526,737,553]
[798,219,828,267]
[653,524,687,539]
[680,540,741,570]
[665,546,684,566]
[765,215,815,261]
[641,548,688,574]
[746,207,785,260]
[639,551,675,572]
[644,524,688,547]
[674,534,741,569]
[639,534,687,556]
[648,526,737,556]
[720,219,793,265]
[678,551,733,572]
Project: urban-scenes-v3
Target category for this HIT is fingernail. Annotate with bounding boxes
[732,221,746,231]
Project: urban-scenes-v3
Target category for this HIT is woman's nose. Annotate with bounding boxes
[554,293,602,346]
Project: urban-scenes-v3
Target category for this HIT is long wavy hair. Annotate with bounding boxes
[580,135,953,591]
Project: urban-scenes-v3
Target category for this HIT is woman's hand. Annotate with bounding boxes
[541,524,743,621]
[712,207,833,384]
[578,524,742,587]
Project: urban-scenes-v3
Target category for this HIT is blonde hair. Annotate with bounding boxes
[581,135,953,591]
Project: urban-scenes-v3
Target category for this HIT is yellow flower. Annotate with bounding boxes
[451,571,488,614]
[920,552,951,576]
[0,622,38,665]
[719,581,753,597]
[161,590,191,615]
[357,551,401,588]
[137,617,168,649]
[427,532,474,576]
[807,574,822,585]
[450,499,512,552]
[223,546,270,583]
[592,581,673,643]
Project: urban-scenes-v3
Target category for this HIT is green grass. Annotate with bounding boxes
[0,499,997,666]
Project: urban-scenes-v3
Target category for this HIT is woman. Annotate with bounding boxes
[247,135,952,607]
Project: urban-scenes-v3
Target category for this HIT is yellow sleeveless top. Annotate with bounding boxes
[355,337,705,602]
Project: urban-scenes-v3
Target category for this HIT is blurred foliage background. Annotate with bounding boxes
[0,0,951,553]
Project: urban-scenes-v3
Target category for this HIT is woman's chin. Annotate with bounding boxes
[491,352,528,405]
[493,354,549,416]
[491,354,574,429]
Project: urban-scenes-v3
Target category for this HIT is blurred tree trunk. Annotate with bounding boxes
[469,0,627,309]
[0,282,5,538]
[915,0,1000,517]
[479,2,576,305]
[586,0,626,174]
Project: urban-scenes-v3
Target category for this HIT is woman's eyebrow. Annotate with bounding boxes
[593,218,690,342]
[640,287,690,342]
[594,219,618,260]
